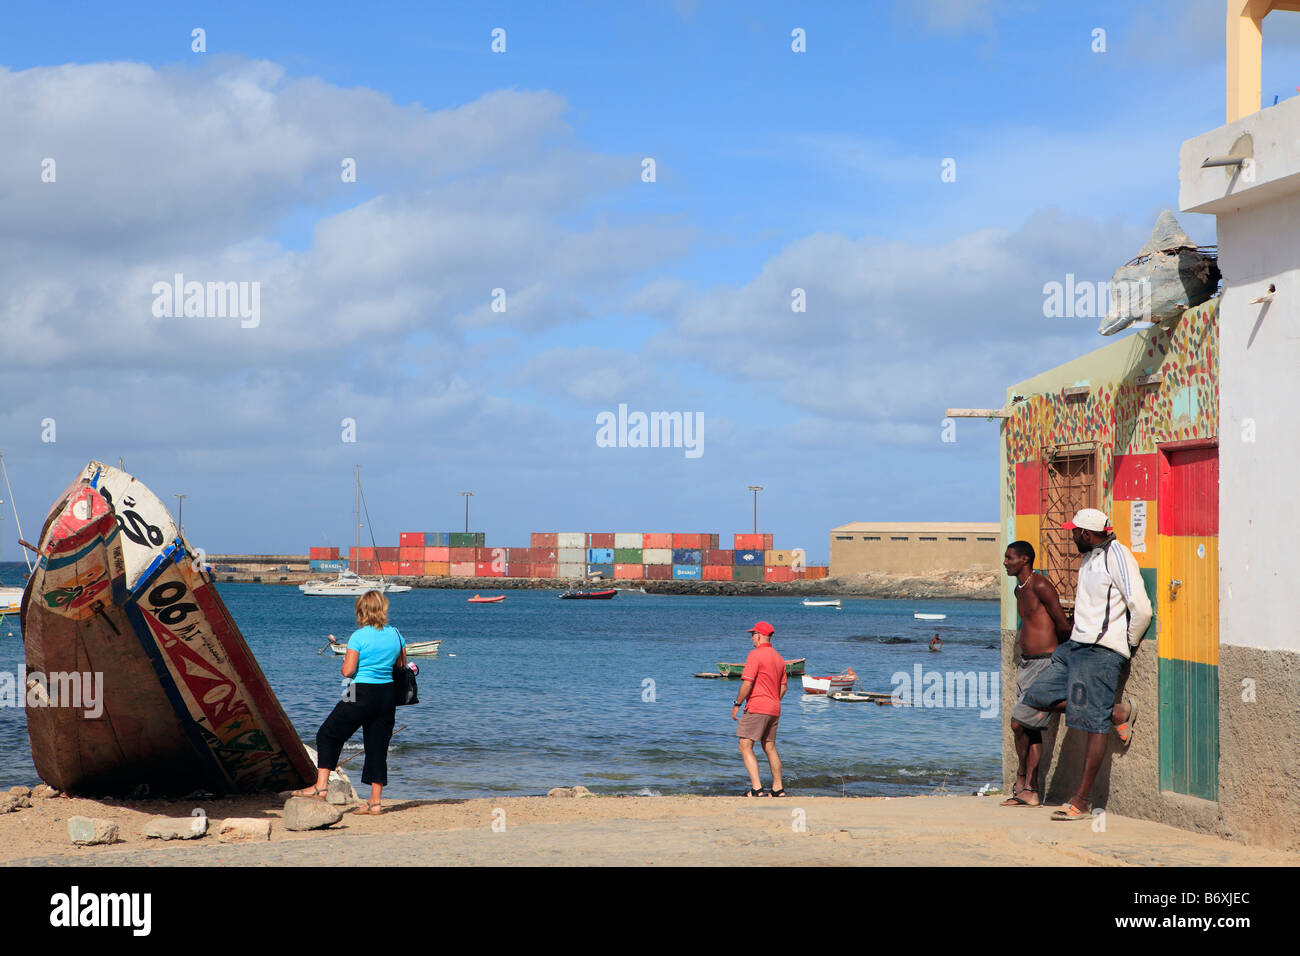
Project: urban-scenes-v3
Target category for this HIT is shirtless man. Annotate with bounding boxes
[1000,540,1071,807]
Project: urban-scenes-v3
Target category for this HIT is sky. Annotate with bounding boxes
[1,0,1295,564]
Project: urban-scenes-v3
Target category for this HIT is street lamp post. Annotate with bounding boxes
[747,485,763,535]
[461,492,473,533]
[174,494,187,539]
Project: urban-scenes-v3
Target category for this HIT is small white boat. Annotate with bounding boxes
[914,612,947,621]
[301,570,412,596]
[329,639,440,657]
[802,668,856,695]
[802,598,842,608]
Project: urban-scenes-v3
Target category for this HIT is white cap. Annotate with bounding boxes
[1063,508,1111,533]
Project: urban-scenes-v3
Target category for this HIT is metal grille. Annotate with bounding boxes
[1039,445,1097,602]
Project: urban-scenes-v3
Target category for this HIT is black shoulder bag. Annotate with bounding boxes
[391,629,419,706]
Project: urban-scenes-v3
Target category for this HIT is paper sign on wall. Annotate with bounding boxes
[1130,500,1147,553]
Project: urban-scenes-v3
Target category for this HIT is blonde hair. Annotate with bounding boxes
[355,590,389,630]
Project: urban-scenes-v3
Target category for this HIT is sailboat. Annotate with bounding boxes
[0,453,31,618]
[299,466,411,596]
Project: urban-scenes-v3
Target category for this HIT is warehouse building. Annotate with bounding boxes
[829,522,1001,575]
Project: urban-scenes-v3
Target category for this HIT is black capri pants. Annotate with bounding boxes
[316,682,397,786]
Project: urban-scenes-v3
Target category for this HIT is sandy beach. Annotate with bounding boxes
[3,790,1295,867]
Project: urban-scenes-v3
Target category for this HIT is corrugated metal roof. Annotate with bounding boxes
[830,522,1000,533]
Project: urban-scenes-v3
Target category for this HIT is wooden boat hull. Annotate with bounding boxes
[717,658,805,679]
[802,669,856,695]
[21,463,316,796]
[558,589,617,599]
[330,639,440,657]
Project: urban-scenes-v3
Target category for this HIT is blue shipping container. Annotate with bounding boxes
[672,549,702,565]
[587,548,615,564]
[426,532,450,547]
[309,559,349,571]
[673,564,702,579]
[734,550,764,566]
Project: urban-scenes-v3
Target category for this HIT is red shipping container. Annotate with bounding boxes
[614,564,644,580]
[424,547,450,561]
[705,550,733,565]
[378,547,400,561]
[449,547,475,563]
[399,547,423,560]
[357,561,377,575]
[532,547,557,564]
[309,546,330,560]
[399,560,422,575]
[508,563,532,578]
[672,533,703,549]
[808,566,829,579]
[587,533,615,548]
[533,563,557,578]
[703,565,732,581]
[642,533,672,549]
[531,533,558,548]
[353,547,375,560]
[764,566,793,583]
[379,561,399,576]
[400,532,424,548]
[507,548,532,563]
[476,561,505,577]
[733,533,775,550]
[450,561,475,577]
[706,534,720,549]
[645,564,672,580]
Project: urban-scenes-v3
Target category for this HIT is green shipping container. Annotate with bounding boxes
[614,548,643,563]
[733,566,763,583]
[449,532,486,548]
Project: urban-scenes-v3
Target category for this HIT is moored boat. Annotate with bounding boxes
[21,461,316,795]
[467,594,506,603]
[330,639,440,657]
[558,588,617,600]
[802,598,842,608]
[717,658,806,678]
[801,667,857,695]
[914,612,947,621]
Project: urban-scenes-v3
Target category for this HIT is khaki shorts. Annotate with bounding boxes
[737,712,779,743]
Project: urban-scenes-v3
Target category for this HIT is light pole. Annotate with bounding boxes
[461,492,473,533]
[747,485,763,535]
[174,494,187,539]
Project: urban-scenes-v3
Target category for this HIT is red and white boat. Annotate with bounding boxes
[802,668,856,695]
[467,594,506,603]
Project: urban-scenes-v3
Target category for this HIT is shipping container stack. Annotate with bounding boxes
[338,528,829,582]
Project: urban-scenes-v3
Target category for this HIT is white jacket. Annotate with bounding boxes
[1069,537,1153,660]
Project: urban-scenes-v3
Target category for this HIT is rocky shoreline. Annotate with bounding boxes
[219,570,999,600]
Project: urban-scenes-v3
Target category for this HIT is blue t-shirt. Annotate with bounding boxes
[344,625,405,684]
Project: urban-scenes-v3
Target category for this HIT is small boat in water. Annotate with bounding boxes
[467,594,505,604]
[717,658,806,679]
[914,612,947,621]
[0,588,21,616]
[558,588,617,600]
[330,639,440,657]
[802,598,842,608]
[802,668,857,695]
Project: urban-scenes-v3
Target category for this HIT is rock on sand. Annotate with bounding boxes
[282,797,345,831]
[68,817,119,845]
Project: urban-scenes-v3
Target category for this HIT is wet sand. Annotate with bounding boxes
[3,791,1295,866]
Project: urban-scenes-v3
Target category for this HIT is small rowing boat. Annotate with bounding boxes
[329,639,441,657]
[801,668,856,695]
[802,598,842,608]
[467,594,505,603]
[914,612,947,621]
[717,658,806,679]
[558,588,617,600]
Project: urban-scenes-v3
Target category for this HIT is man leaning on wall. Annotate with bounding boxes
[1010,508,1151,820]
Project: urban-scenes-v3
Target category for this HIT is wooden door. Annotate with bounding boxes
[1157,443,1219,800]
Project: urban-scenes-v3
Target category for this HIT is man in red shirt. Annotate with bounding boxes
[731,621,788,797]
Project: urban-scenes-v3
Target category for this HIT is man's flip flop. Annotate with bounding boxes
[1051,802,1090,821]
[1001,788,1039,807]
[1114,697,1138,745]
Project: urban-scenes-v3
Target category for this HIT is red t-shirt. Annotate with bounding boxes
[741,643,787,716]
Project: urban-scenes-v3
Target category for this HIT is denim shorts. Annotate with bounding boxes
[1017,640,1125,735]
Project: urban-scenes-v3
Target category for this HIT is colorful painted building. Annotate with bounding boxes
[999,297,1224,830]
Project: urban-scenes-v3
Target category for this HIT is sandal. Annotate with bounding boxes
[1001,787,1040,807]
[1114,697,1138,745]
[742,788,766,798]
[1051,802,1090,821]
[769,788,787,797]
[292,786,328,800]
[353,802,383,815]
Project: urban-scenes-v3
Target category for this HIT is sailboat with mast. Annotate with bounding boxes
[299,466,410,596]
[0,453,32,617]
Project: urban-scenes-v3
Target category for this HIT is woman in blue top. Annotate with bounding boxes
[294,589,405,814]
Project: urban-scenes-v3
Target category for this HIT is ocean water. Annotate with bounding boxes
[0,563,1003,798]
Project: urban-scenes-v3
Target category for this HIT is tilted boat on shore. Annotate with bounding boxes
[717,658,806,679]
[20,461,316,795]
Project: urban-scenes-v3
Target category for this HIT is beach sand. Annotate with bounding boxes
[2,790,1295,866]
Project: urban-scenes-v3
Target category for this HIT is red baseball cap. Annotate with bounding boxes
[748,621,775,637]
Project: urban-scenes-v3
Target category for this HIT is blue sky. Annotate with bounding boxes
[1,1,1294,563]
